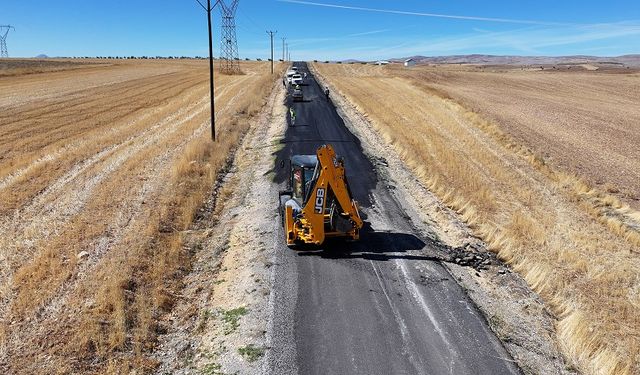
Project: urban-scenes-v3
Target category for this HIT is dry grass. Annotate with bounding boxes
[391,63,640,210]
[314,63,640,375]
[0,59,284,373]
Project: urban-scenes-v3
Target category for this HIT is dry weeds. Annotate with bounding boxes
[390,64,640,210]
[315,63,640,375]
[0,59,283,373]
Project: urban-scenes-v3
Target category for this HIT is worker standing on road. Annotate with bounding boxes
[289,107,296,126]
[324,88,330,100]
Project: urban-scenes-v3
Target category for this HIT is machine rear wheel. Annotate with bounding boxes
[278,195,290,228]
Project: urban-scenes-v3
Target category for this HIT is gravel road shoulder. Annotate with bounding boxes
[153,82,286,374]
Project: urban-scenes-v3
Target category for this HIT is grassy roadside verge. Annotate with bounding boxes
[313,63,639,375]
[75,66,285,373]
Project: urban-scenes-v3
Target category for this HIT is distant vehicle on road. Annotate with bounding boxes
[291,74,304,85]
[291,66,298,72]
[292,88,304,102]
[285,70,296,83]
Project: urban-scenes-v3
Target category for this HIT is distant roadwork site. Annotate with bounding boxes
[0,58,638,375]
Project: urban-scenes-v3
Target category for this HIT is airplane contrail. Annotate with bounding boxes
[277,0,573,26]
[347,29,391,37]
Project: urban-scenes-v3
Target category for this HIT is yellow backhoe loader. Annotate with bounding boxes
[278,144,363,247]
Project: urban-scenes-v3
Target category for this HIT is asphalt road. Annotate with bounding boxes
[267,62,521,375]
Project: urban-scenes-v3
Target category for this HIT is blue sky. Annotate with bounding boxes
[3,0,640,60]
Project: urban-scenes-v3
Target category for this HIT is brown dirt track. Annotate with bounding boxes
[0,59,280,373]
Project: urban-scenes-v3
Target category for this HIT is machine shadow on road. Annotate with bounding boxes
[295,224,436,262]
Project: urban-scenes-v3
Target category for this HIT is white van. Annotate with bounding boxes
[285,70,296,83]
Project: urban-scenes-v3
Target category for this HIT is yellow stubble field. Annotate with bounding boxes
[0,58,280,373]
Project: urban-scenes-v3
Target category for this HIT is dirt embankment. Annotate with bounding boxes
[0,59,282,373]
[314,62,640,375]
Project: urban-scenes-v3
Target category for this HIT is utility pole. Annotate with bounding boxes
[266,30,276,74]
[195,0,219,141]
[286,43,289,62]
[281,37,286,61]
[0,25,15,58]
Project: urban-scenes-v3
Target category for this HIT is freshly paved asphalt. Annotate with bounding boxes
[266,62,521,375]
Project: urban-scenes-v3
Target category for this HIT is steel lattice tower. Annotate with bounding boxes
[0,25,15,58]
[218,0,241,74]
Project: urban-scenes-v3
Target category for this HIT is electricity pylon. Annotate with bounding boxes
[0,25,15,58]
[219,0,241,74]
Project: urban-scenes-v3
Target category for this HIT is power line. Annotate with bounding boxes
[236,22,262,37]
[238,7,264,34]
[194,0,208,11]
[232,7,265,37]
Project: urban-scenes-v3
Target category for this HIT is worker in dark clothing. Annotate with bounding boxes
[289,107,296,126]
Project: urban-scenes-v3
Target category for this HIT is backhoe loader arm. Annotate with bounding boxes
[298,145,363,245]
[316,145,363,228]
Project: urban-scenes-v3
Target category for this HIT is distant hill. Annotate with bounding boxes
[341,59,365,64]
[35,54,49,59]
[388,54,640,67]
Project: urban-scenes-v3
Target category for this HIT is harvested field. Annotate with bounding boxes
[314,63,640,375]
[0,58,108,77]
[393,64,640,209]
[0,59,282,373]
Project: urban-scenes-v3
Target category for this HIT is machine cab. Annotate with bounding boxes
[290,155,318,204]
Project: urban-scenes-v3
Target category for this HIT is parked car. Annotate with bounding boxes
[292,88,304,102]
[285,70,296,83]
[291,74,304,86]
